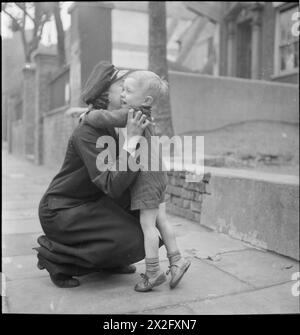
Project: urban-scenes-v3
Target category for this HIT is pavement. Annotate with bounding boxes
[2,143,300,314]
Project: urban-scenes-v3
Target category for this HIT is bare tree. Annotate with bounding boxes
[52,2,66,66]
[2,2,52,63]
[2,2,66,66]
[148,1,174,137]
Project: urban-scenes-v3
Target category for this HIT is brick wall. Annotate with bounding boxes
[11,120,24,158]
[43,107,78,169]
[22,66,36,160]
[34,53,59,165]
[165,170,211,223]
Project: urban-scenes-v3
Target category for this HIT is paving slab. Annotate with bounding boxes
[3,177,53,185]
[2,200,43,210]
[2,193,45,201]
[2,183,47,190]
[149,214,253,262]
[185,282,300,314]
[171,214,253,259]
[2,254,47,281]
[2,219,43,235]
[2,233,41,257]
[5,259,252,314]
[3,209,39,220]
[139,305,195,315]
[203,249,300,288]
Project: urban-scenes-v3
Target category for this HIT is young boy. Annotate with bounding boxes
[83,71,191,292]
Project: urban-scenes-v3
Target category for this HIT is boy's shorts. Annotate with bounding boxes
[129,121,169,211]
[130,170,168,211]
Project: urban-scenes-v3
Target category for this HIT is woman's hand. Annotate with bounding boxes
[126,109,151,139]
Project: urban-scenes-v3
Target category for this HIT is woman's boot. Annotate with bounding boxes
[50,273,80,288]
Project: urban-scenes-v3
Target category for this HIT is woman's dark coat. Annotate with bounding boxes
[36,120,153,277]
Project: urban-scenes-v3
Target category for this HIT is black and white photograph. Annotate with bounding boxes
[1,0,299,321]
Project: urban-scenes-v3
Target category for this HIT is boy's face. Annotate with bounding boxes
[121,77,148,108]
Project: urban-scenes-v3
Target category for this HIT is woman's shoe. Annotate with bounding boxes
[134,271,167,292]
[50,273,80,288]
[105,264,136,274]
[167,258,191,289]
[37,260,45,270]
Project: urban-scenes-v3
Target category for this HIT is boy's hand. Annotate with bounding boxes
[126,108,151,139]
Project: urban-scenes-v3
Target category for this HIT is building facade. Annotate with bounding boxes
[218,2,299,83]
[108,1,299,83]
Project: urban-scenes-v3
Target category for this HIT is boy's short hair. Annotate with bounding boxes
[128,71,169,106]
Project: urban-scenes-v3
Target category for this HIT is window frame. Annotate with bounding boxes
[273,3,299,77]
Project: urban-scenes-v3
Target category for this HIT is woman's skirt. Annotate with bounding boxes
[35,194,152,277]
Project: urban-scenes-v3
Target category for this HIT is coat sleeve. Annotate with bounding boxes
[72,123,140,199]
[84,108,128,128]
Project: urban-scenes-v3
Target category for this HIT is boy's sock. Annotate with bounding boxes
[167,250,182,265]
[145,257,160,277]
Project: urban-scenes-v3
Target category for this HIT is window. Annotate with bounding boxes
[274,4,299,76]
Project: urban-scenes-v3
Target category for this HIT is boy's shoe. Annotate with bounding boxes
[167,258,191,289]
[134,271,167,292]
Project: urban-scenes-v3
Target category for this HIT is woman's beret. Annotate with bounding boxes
[81,61,116,105]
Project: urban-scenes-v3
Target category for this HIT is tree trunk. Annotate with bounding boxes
[148,1,174,137]
[53,2,66,67]
[20,28,31,63]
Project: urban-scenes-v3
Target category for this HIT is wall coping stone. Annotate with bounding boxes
[204,166,299,186]
[172,162,299,186]
[169,70,299,88]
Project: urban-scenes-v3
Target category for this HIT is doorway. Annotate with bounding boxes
[236,20,252,78]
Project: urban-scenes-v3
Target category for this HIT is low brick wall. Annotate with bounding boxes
[165,170,211,223]
[11,120,24,158]
[43,106,78,169]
